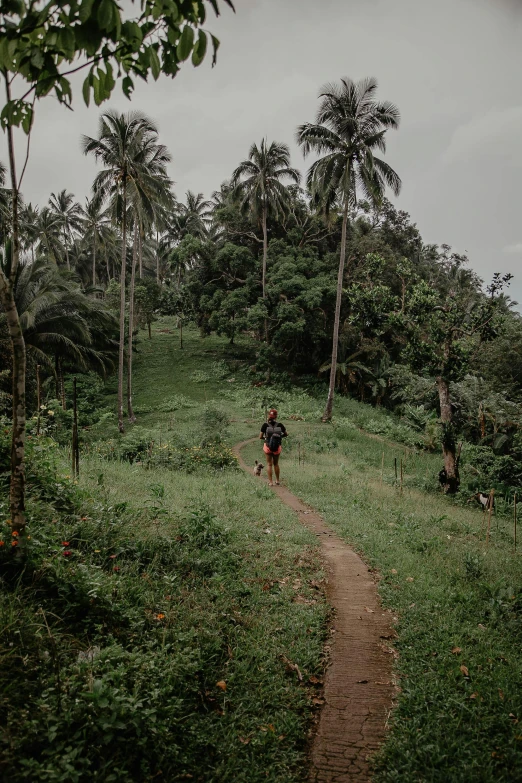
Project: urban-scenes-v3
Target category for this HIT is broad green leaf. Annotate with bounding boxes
[122,75,134,99]
[176,24,194,61]
[122,20,143,46]
[82,74,91,106]
[191,29,207,66]
[21,104,33,134]
[30,48,45,69]
[97,0,113,30]
[93,73,102,105]
[78,0,95,23]
[104,61,115,93]
[149,46,161,80]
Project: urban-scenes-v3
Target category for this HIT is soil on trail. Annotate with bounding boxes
[233,439,395,783]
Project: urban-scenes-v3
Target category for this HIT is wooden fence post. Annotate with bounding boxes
[36,364,41,436]
[485,489,495,547]
[72,377,79,478]
[514,492,517,553]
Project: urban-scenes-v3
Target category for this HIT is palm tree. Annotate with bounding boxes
[80,194,109,288]
[36,207,63,264]
[49,190,84,270]
[0,257,118,379]
[82,110,172,430]
[232,139,300,303]
[83,110,158,432]
[177,191,212,240]
[20,203,40,263]
[297,77,401,421]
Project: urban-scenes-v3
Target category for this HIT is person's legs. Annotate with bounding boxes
[266,453,274,484]
[273,453,280,483]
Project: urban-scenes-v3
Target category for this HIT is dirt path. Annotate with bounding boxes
[233,439,395,783]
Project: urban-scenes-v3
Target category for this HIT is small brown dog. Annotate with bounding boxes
[254,460,264,476]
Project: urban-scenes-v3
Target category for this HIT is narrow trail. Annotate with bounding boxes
[233,439,396,783]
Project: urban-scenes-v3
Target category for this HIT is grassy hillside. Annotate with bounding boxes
[0,323,329,783]
[2,319,522,782]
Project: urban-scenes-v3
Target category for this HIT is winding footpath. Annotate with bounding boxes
[233,439,396,783]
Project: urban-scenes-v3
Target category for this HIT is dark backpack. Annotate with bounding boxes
[265,422,282,452]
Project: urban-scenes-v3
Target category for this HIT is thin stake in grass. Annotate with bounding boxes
[72,377,79,478]
[485,489,495,547]
[394,457,398,486]
[381,451,384,486]
[400,458,403,496]
[514,492,517,553]
[36,364,41,436]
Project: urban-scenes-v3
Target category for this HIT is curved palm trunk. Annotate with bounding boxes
[139,227,143,279]
[262,204,270,349]
[1,77,26,545]
[322,198,349,422]
[92,233,97,288]
[64,227,70,271]
[127,222,137,423]
[118,193,127,434]
[262,205,268,301]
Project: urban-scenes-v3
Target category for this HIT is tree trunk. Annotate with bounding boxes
[437,375,460,493]
[55,354,60,399]
[1,76,26,544]
[92,233,97,288]
[0,281,26,541]
[322,198,349,422]
[262,205,268,301]
[64,228,70,271]
[118,191,127,434]
[139,225,143,279]
[59,360,66,411]
[156,229,160,283]
[262,205,269,345]
[127,222,137,423]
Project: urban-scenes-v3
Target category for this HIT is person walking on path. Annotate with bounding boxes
[260,408,287,486]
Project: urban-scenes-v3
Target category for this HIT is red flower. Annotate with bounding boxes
[113,566,120,572]
[11,531,18,538]
[0,541,5,547]
[11,541,17,547]
[63,550,72,557]
[61,541,70,546]
[109,554,117,559]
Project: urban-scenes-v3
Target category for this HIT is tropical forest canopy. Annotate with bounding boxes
[1,79,520,499]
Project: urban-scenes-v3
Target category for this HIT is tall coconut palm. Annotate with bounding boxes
[176,191,212,240]
[36,207,64,265]
[80,194,109,288]
[82,110,171,431]
[20,203,40,263]
[297,77,401,421]
[49,190,84,271]
[232,140,300,303]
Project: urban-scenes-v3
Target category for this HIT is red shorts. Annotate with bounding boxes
[263,443,282,456]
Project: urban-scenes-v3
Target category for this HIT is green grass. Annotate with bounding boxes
[4,319,522,781]
[0,322,329,782]
[244,424,522,782]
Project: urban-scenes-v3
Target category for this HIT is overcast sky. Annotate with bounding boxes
[4,0,522,302]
